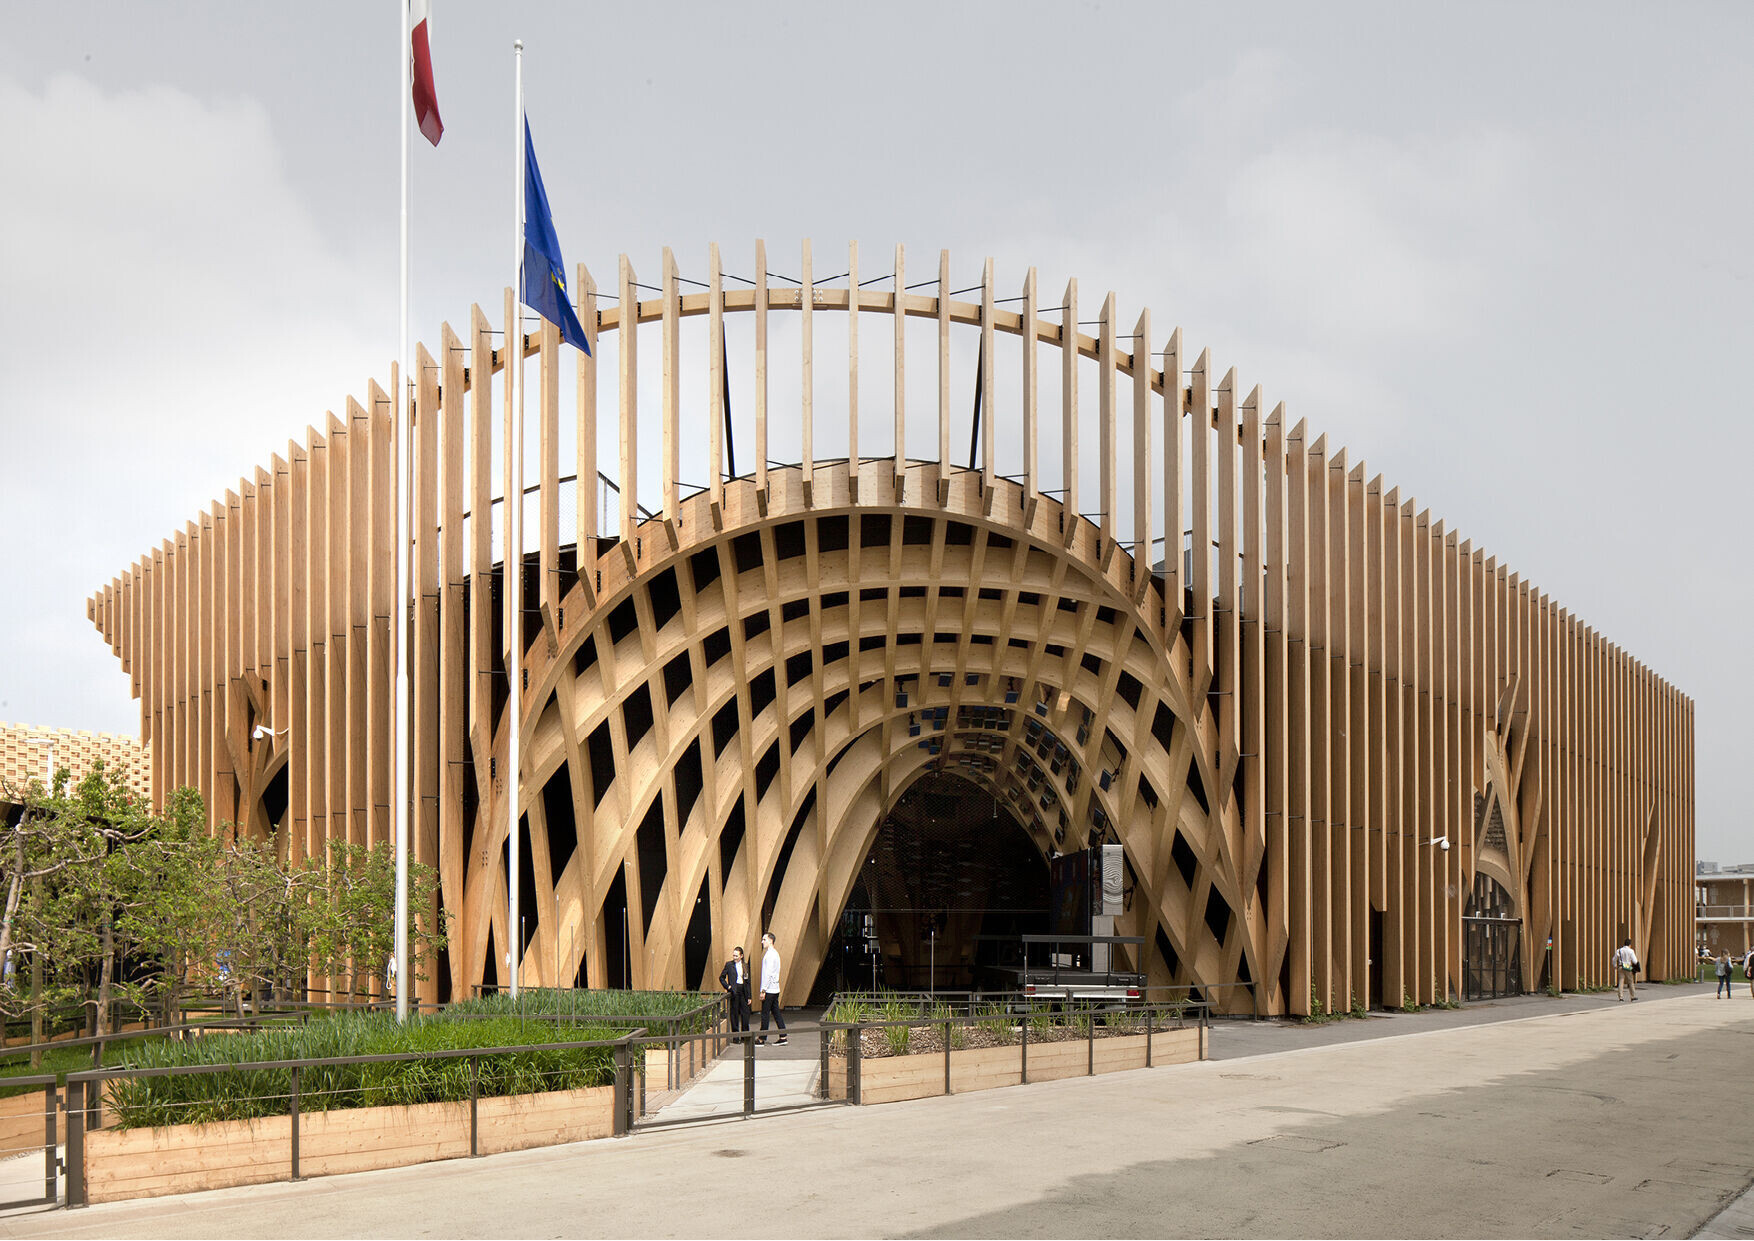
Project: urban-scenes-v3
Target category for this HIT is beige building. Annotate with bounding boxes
[0,721,150,814]
[1697,866,1754,959]
[84,243,1696,1014]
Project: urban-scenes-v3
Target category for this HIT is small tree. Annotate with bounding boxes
[3,766,449,1029]
[209,829,328,1014]
[107,788,226,1026]
[1,764,180,1036]
[321,841,445,1002]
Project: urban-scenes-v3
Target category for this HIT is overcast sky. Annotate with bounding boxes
[1,2,1748,862]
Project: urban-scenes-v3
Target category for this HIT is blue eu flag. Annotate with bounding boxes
[521,117,591,355]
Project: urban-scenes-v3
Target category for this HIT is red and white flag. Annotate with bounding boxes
[410,0,443,146]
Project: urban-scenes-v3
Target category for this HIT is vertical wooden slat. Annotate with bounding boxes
[937,249,951,490]
[538,316,561,634]
[1284,419,1312,1015]
[1412,504,1432,1001]
[1326,448,1352,1009]
[800,238,814,504]
[617,258,639,546]
[366,383,392,851]
[1381,485,1405,1006]
[1189,351,1214,700]
[1061,279,1079,545]
[892,244,906,495]
[577,265,599,556]
[1097,292,1117,554]
[439,325,470,995]
[324,415,348,861]
[661,247,680,526]
[1131,309,1153,594]
[1163,329,1184,628]
[980,256,995,498]
[465,309,496,982]
[1216,370,1240,774]
[707,245,724,517]
[1305,436,1331,1010]
[847,240,860,498]
[345,399,370,852]
[1262,406,1290,1012]
[286,443,309,870]
[1346,461,1371,1005]
[413,344,442,1008]
[303,429,327,875]
[1021,267,1038,507]
[1238,387,1265,1010]
[754,240,769,506]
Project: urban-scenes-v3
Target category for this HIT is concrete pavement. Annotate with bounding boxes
[5,983,1751,1238]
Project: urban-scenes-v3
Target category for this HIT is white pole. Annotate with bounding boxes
[393,0,412,1023]
[507,39,525,1000]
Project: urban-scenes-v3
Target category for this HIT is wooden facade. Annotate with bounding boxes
[86,242,1694,1014]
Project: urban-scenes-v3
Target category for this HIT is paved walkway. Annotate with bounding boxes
[6,983,1753,1238]
[640,1044,823,1124]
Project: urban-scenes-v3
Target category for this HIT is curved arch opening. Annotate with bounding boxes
[807,771,1048,1003]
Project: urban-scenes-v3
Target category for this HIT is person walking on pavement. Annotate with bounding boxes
[1743,947,1754,999]
[1716,952,1735,998]
[718,946,752,1034]
[1614,938,1639,1001]
[757,931,787,1046]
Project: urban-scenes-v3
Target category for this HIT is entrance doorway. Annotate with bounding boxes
[809,773,1049,1001]
[1463,872,1522,1000]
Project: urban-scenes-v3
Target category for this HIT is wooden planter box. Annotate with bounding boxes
[81,1085,613,1204]
[828,1026,1204,1106]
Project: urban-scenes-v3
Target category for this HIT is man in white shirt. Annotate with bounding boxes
[757,931,787,1046]
[1614,939,1639,1002]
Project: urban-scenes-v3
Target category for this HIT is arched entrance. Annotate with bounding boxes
[500,471,1260,1016]
[1462,871,1522,1000]
[809,772,1049,1000]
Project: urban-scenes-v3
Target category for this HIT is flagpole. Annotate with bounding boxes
[393,0,412,1024]
[507,38,524,1000]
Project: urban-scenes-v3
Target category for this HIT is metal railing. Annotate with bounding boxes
[823,982,1257,1016]
[820,996,1208,1105]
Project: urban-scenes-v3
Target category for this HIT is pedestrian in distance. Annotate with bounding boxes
[757,931,787,1046]
[718,946,752,1035]
[1614,938,1639,1002]
[1744,947,1754,999]
[1716,952,1734,998]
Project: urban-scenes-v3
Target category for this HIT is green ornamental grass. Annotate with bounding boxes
[446,988,718,1033]
[103,1012,621,1130]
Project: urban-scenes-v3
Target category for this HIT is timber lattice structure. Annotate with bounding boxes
[87,241,1695,1015]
